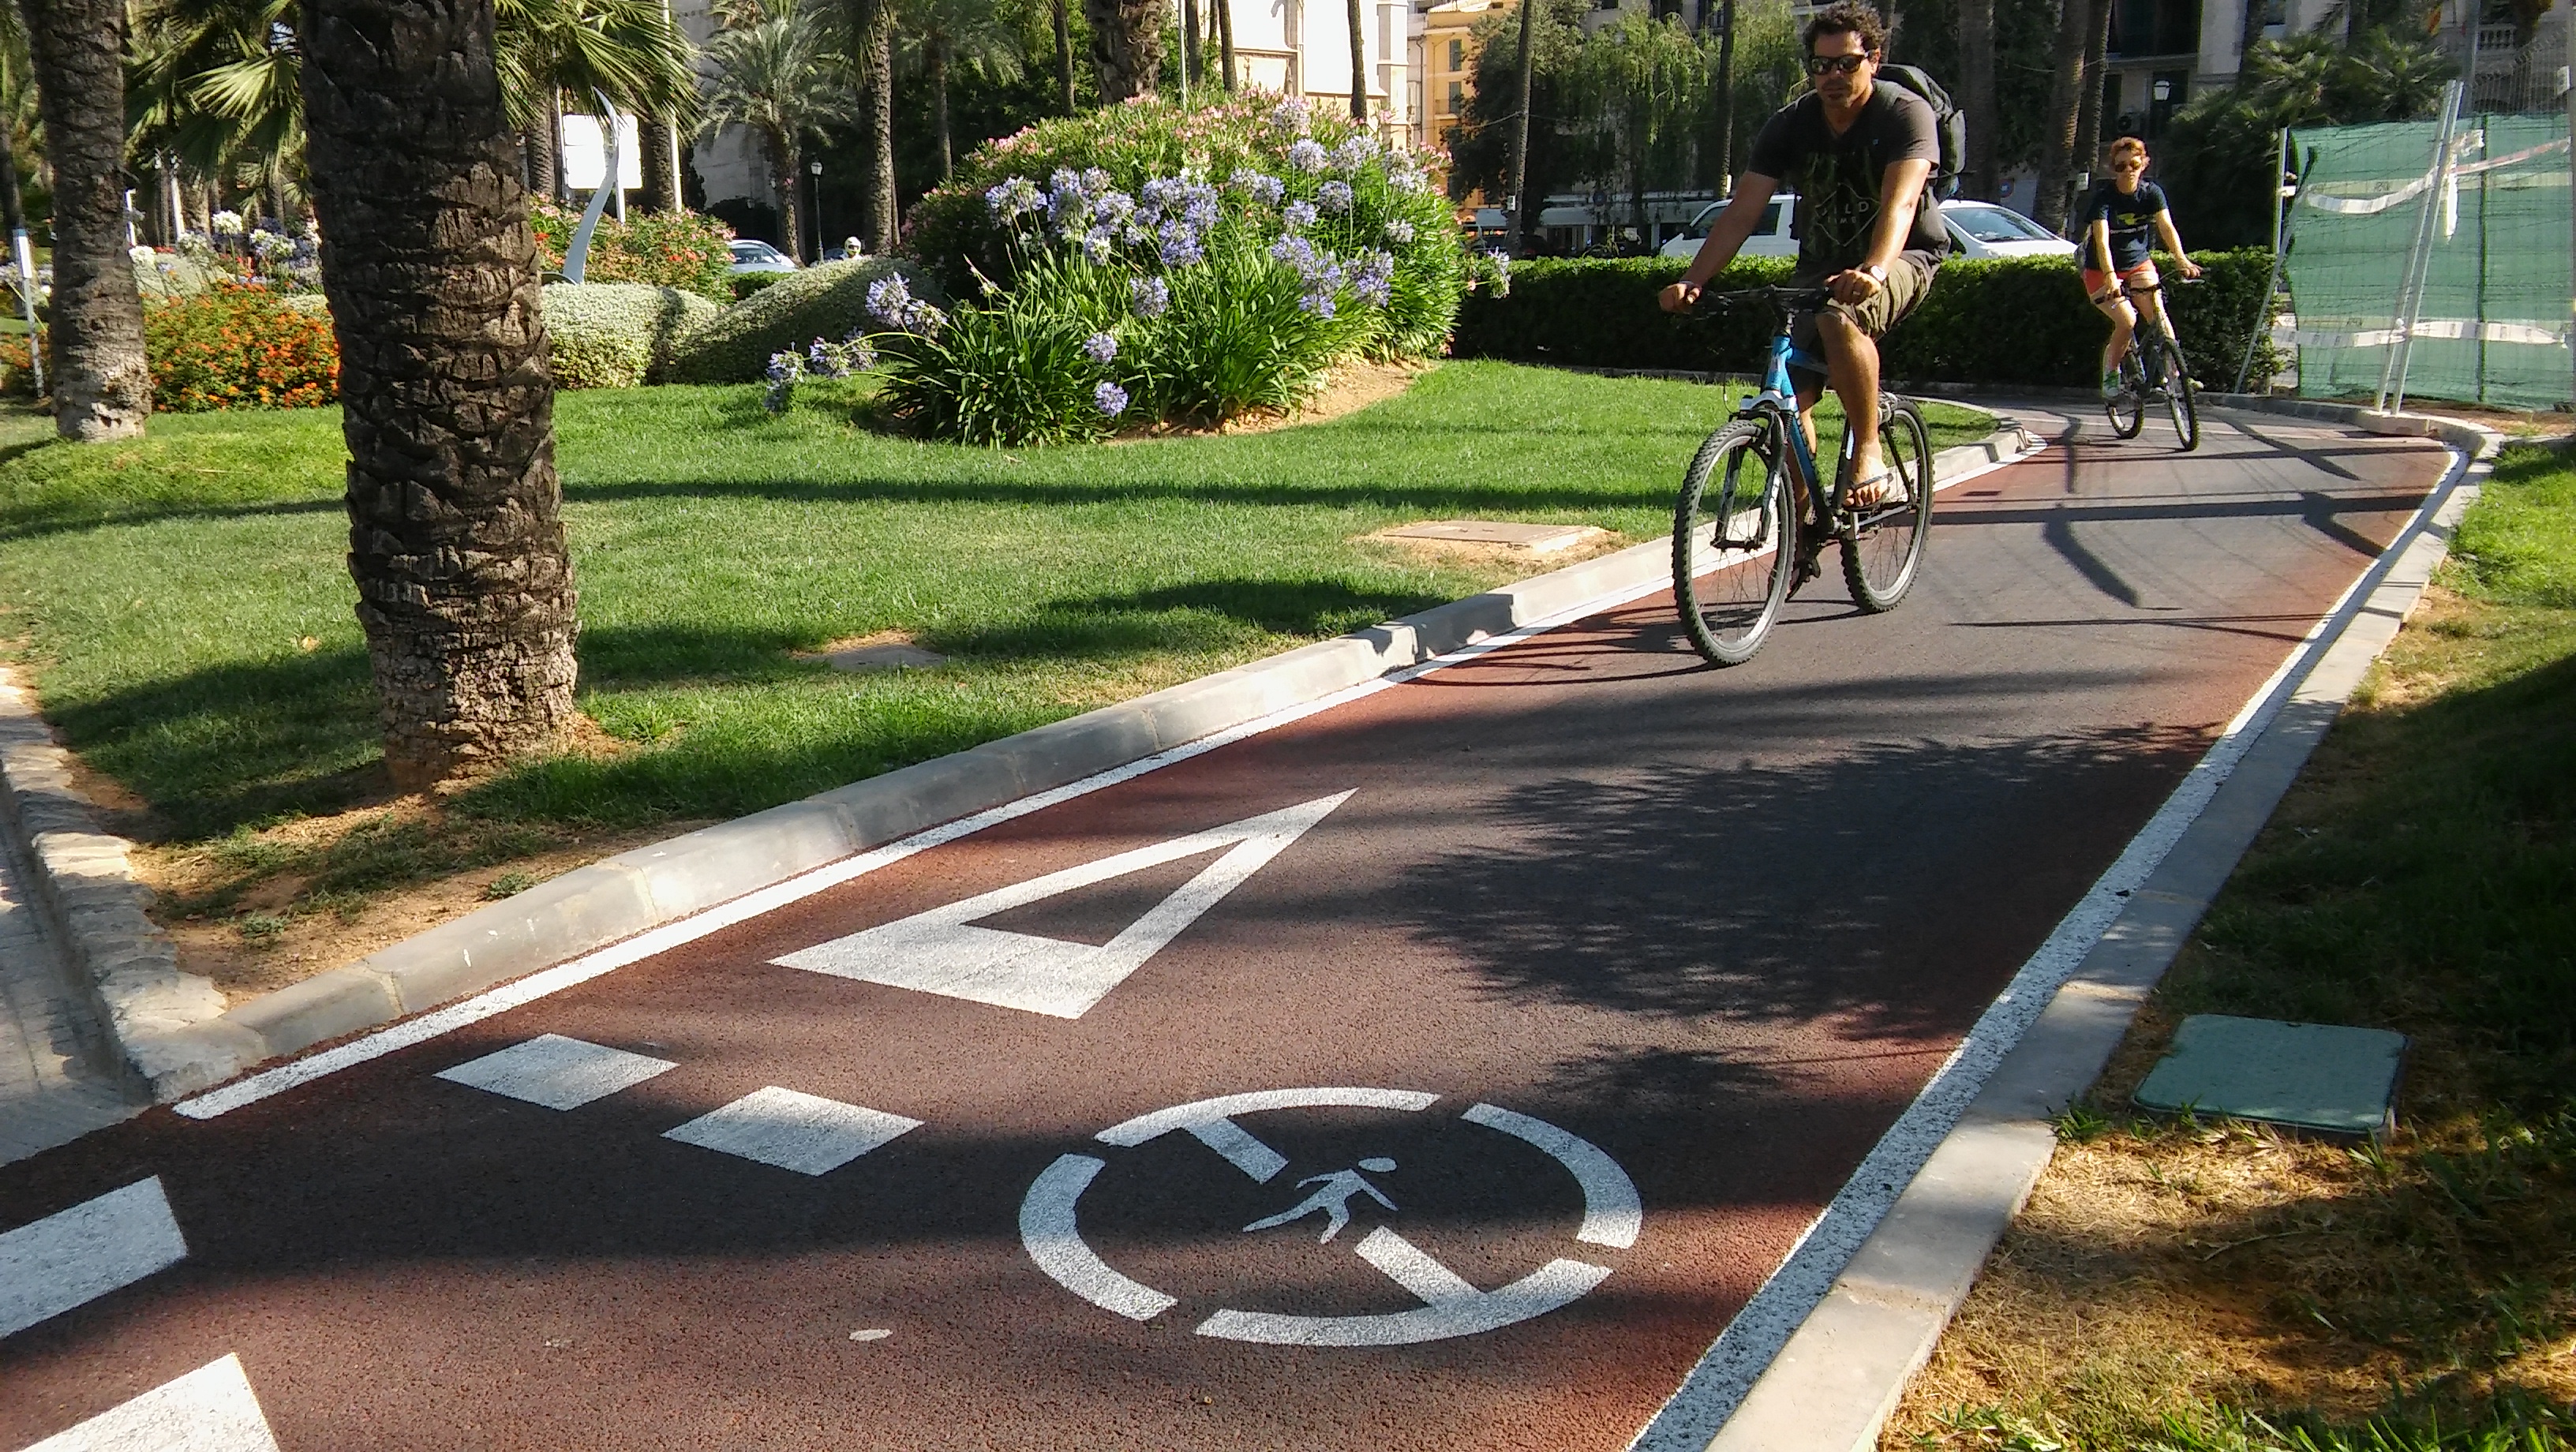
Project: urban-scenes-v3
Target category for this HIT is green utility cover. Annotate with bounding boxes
[2132,1014,2408,1139]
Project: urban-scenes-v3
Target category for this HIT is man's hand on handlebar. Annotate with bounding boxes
[1659,280,1703,314]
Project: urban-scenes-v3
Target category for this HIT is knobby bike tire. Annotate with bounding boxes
[2163,339,2200,451]
[1843,397,1934,612]
[1673,420,1798,667]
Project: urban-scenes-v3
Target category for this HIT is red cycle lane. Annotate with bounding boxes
[0,413,2451,1450]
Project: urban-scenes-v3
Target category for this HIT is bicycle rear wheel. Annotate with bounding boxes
[2105,350,2146,439]
[1843,398,1934,612]
[2162,339,2200,451]
[1673,421,1798,667]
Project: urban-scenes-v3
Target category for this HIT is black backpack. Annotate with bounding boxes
[1874,64,1968,200]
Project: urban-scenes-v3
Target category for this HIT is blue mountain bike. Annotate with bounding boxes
[1671,286,1934,667]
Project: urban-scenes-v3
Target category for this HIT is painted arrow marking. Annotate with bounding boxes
[773,791,1354,1018]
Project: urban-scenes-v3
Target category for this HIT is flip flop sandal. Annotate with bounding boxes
[1845,469,1906,511]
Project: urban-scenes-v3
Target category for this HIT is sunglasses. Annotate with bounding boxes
[1805,53,1870,75]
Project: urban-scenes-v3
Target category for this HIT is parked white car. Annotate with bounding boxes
[727,239,799,275]
[1657,195,2078,262]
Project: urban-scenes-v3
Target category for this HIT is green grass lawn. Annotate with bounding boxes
[1898,442,2576,1450]
[0,365,1989,922]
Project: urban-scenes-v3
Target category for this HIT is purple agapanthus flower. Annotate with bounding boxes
[867,275,916,328]
[1282,200,1318,232]
[1298,289,1337,318]
[1270,96,1310,136]
[1229,168,1286,206]
[983,176,1044,225]
[1159,223,1205,268]
[1350,249,1396,307]
[1084,331,1119,365]
[1329,134,1380,172]
[1286,138,1328,174]
[1383,219,1416,245]
[1131,275,1170,318]
[1317,181,1354,215]
[1081,227,1115,264]
[1095,380,1130,416]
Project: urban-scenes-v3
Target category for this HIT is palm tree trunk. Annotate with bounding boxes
[1180,0,1198,88]
[1346,0,1366,119]
[15,0,151,439]
[932,45,953,181]
[2238,0,2268,75]
[1713,0,1735,193]
[641,115,680,211]
[2034,0,2090,231]
[2073,0,2112,173]
[1960,0,1998,198]
[1084,0,1161,102]
[0,137,27,238]
[301,0,578,788]
[862,2,897,253]
[1215,0,1235,90]
[523,123,556,198]
[1054,0,1077,110]
[767,128,803,259]
[1505,0,1537,249]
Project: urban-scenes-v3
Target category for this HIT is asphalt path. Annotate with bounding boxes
[0,407,2451,1451]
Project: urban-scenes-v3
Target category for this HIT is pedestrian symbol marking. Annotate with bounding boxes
[1019,1087,1642,1347]
[774,792,1354,1019]
[1242,1159,1400,1243]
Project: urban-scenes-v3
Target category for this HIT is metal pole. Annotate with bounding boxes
[2565,0,2576,407]
[2379,80,2461,411]
[13,230,41,395]
[2235,125,2292,395]
[2391,80,2465,414]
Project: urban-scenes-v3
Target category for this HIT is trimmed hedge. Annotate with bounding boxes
[663,257,945,385]
[539,283,722,388]
[1453,249,2281,390]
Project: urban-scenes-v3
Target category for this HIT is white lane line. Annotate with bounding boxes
[661,1087,922,1176]
[432,1035,676,1110]
[19,1353,279,1452]
[1,1178,188,1342]
[1462,1103,1642,1250]
[1019,1154,1178,1321]
[1625,440,2477,1450]
[773,792,1352,1019]
[174,433,2052,1121]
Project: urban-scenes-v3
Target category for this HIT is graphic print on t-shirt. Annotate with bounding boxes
[2084,179,2167,271]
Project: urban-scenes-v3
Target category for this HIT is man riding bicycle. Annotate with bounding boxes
[2082,135,2201,397]
[1657,0,1944,511]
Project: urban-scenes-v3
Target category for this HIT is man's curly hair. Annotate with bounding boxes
[1800,0,1889,56]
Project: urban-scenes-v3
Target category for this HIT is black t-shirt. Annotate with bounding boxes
[1745,86,1949,272]
[2083,179,2168,270]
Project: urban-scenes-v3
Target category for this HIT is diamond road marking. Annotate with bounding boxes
[434,1035,676,1110]
[662,1087,923,1175]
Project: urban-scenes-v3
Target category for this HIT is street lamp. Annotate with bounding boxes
[807,158,823,264]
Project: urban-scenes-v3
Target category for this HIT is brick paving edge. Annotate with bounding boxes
[1661,397,2503,1452]
[0,421,2039,1103]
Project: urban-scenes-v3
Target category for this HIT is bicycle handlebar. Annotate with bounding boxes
[1692,284,1833,316]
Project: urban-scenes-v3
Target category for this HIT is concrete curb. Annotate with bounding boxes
[1694,397,2504,1452]
[6,422,2039,1100]
[0,668,260,1102]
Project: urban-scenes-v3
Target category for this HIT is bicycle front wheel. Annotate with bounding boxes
[2106,354,2146,440]
[1843,398,1934,612]
[1673,421,1798,667]
[2162,342,2200,451]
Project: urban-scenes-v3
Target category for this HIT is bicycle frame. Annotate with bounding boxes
[1737,318,1835,496]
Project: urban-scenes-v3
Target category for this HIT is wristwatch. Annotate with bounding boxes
[1861,264,1888,284]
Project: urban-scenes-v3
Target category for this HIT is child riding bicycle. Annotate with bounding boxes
[2082,136,2202,397]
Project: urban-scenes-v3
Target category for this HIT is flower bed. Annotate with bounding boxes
[531,204,736,303]
[143,284,340,411]
[811,94,1471,446]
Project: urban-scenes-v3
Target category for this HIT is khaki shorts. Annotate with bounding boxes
[1788,249,1940,376]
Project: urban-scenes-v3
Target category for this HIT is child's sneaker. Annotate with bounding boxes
[2101,369,2124,399]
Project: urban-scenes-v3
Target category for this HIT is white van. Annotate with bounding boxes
[1656,195,2078,262]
